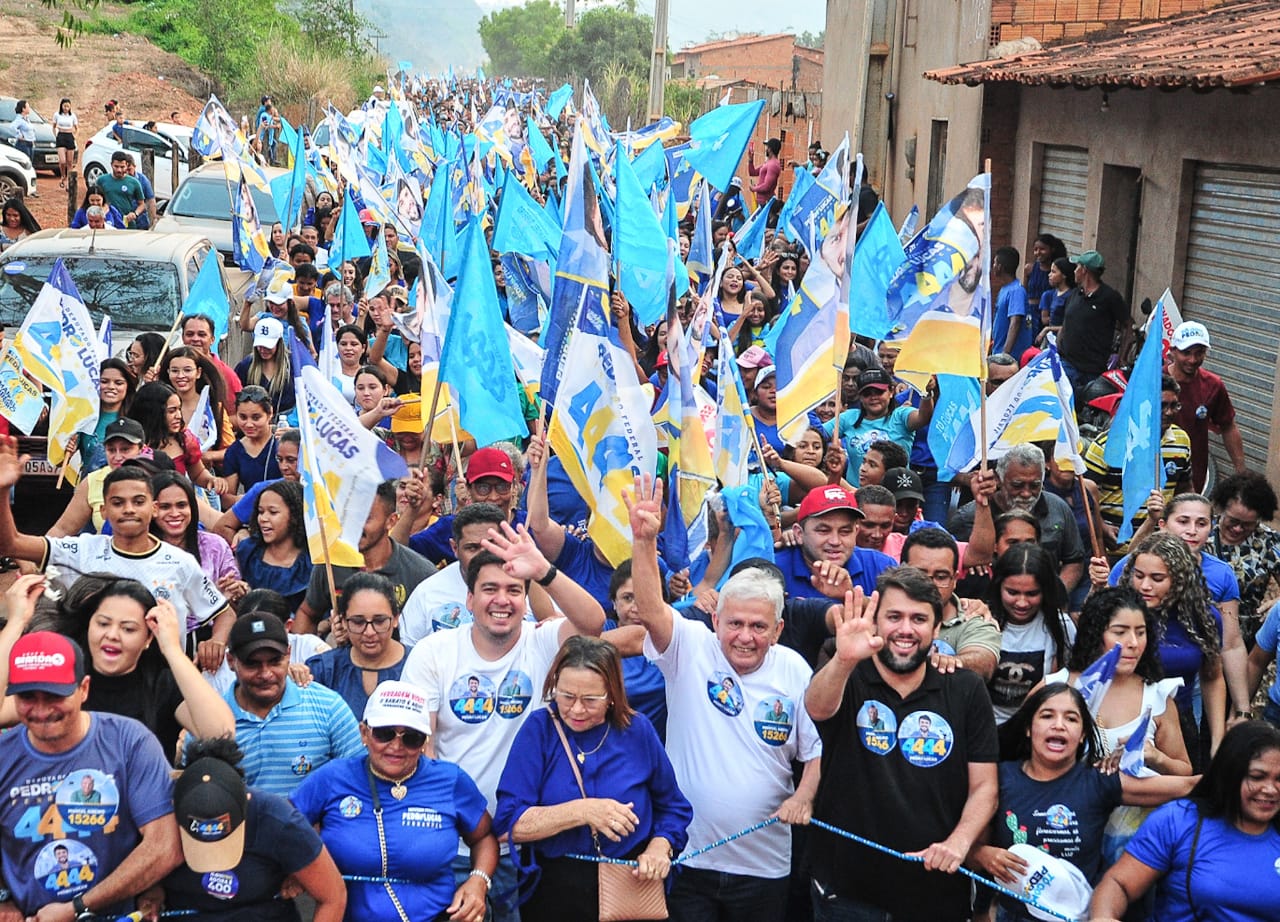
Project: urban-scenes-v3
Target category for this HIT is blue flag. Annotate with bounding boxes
[775,167,814,242]
[546,83,574,120]
[181,251,229,356]
[685,181,715,280]
[785,135,849,251]
[847,201,907,339]
[328,191,372,265]
[501,254,546,335]
[718,485,776,589]
[613,141,670,327]
[661,471,690,574]
[630,139,667,194]
[682,100,766,193]
[732,197,773,263]
[1103,295,1166,543]
[439,217,528,447]
[1077,643,1123,714]
[1120,707,1154,776]
[270,124,308,231]
[526,116,556,172]
[929,374,984,482]
[493,171,562,262]
[421,154,457,275]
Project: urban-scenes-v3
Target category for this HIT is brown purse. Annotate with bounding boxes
[550,715,669,921]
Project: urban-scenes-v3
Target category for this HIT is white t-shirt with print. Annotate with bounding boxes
[645,614,821,878]
[991,616,1062,725]
[400,562,537,647]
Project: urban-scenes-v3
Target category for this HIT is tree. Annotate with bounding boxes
[664,79,704,129]
[479,0,565,77]
[797,29,824,49]
[551,4,651,86]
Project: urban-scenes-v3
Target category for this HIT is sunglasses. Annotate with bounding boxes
[368,725,428,748]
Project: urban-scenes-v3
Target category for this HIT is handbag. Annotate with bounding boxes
[550,715,669,921]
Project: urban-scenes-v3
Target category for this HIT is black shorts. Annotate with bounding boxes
[56,132,76,150]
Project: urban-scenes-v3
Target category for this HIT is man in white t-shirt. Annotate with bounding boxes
[627,477,822,922]
[0,449,233,670]
[400,521,605,922]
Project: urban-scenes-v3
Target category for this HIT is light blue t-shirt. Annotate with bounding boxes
[823,404,915,486]
[992,279,1032,357]
[1254,600,1280,708]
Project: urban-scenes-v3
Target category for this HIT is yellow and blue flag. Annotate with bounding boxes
[683,100,765,193]
[785,135,850,252]
[229,171,270,273]
[732,196,774,264]
[713,327,752,489]
[664,316,716,525]
[774,166,815,243]
[270,123,308,231]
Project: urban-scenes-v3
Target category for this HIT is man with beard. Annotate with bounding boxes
[804,568,998,922]
[948,444,1085,593]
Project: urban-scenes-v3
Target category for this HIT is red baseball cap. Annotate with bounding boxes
[796,485,863,524]
[7,632,85,697]
[466,447,515,484]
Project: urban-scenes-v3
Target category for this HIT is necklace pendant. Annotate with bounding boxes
[577,752,586,764]
[391,782,407,800]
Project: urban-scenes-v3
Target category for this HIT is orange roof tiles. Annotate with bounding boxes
[927,0,1280,88]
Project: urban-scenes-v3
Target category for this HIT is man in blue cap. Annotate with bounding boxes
[1056,249,1131,399]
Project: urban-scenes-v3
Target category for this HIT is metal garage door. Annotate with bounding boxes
[1038,146,1089,256]
[1182,164,1280,476]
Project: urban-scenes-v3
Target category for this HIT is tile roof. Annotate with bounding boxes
[926,0,1280,89]
[673,32,795,58]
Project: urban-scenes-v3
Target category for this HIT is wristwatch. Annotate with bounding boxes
[535,564,558,587]
[73,894,93,920]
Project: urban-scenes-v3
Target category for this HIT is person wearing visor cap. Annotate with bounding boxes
[293,680,498,922]
[164,736,346,921]
[0,631,183,921]
[823,368,935,486]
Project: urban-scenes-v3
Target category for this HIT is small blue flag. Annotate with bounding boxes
[683,100,766,193]
[526,116,556,172]
[717,485,776,589]
[732,197,773,263]
[546,83,574,121]
[848,201,907,340]
[493,171,562,262]
[1077,643,1123,714]
[328,191,372,265]
[613,141,671,326]
[181,251,230,356]
[270,122,308,231]
[1121,707,1154,776]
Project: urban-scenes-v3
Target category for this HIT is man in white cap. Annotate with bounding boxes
[1165,320,1247,492]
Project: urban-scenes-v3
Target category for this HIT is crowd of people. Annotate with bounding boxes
[0,77,1278,922]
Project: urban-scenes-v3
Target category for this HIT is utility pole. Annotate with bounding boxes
[646,0,669,122]
[564,0,575,27]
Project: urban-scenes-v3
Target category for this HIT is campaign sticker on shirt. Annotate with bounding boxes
[897,711,954,767]
[706,672,744,717]
[291,754,313,777]
[856,700,898,756]
[339,796,363,818]
[432,602,471,632]
[55,770,119,834]
[203,871,240,901]
[752,697,795,746]
[449,673,496,724]
[496,670,533,719]
[36,839,97,899]
[1044,804,1076,830]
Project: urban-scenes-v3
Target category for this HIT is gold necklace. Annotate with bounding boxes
[572,724,610,764]
[369,760,418,800]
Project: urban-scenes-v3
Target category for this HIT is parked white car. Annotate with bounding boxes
[0,142,37,199]
[81,121,193,200]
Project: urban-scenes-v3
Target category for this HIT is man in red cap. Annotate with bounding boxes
[0,632,182,920]
[773,485,895,602]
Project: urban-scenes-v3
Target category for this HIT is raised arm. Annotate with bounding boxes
[805,588,883,722]
[480,521,604,641]
[524,430,565,562]
[0,436,51,563]
[623,475,675,654]
[149,599,235,739]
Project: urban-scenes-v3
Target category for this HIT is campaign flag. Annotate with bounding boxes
[786,135,850,252]
[664,142,698,218]
[420,152,456,273]
[270,124,308,230]
[660,472,690,574]
[493,171,562,262]
[685,181,715,280]
[1143,288,1183,357]
[630,139,667,194]
[1103,295,1166,543]
[502,254,547,336]
[542,123,610,409]
[930,375,984,483]
[713,327,752,489]
[0,347,44,434]
[230,172,270,273]
[664,316,716,525]
[329,191,373,265]
[192,95,243,160]
[181,250,229,355]
[615,116,680,152]
[315,308,340,388]
[682,99,766,193]
[96,314,112,364]
[547,275,658,566]
[505,324,545,391]
[848,201,907,340]
[438,216,528,447]
[190,385,218,451]
[364,223,392,298]
[579,81,611,155]
[733,197,773,264]
[775,167,815,242]
[13,261,100,482]
[1077,643,1123,714]
[526,116,557,171]
[1120,707,1156,777]
[891,173,992,378]
[943,344,1085,476]
[546,83,574,121]
[898,204,920,243]
[295,365,409,567]
[614,141,671,327]
[718,485,776,588]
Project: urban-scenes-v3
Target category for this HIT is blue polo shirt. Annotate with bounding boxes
[222,677,365,796]
[774,544,895,601]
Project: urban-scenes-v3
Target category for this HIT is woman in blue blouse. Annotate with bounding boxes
[234,480,313,612]
[495,636,693,922]
[306,572,408,719]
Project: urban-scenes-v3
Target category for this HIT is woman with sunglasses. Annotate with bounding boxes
[292,680,498,922]
[305,573,408,719]
[494,636,692,922]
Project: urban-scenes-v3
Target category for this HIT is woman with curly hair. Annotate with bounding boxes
[234,479,312,611]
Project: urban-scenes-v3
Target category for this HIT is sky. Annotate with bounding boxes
[474,0,827,50]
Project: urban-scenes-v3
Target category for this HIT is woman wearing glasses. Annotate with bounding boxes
[306,573,408,718]
[1209,471,1280,648]
[292,680,498,922]
[494,636,693,922]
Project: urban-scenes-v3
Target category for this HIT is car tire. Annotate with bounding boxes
[0,172,19,199]
[84,162,105,185]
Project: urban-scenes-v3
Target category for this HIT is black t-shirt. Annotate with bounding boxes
[809,660,999,922]
[85,666,184,762]
[1057,281,1128,375]
[163,790,323,921]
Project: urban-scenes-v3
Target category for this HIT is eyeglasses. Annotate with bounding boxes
[368,725,428,748]
[345,616,393,634]
[1219,512,1260,534]
[551,690,609,709]
[470,480,513,498]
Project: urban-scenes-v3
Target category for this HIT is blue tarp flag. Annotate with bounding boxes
[685,181,715,280]
[682,99,766,193]
[328,190,372,265]
[181,251,229,356]
[526,116,557,171]
[439,216,528,447]
[785,135,850,252]
[546,83,574,120]
[613,141,671,327]
[732,197,774,263]
[929,374,984,482]
[493,171,562,262]
[1103,294,1166,543]
[847,201,906,340]
[717,485,776,589]
[775,167,815,242]
[270,123,308,232]
[630,139,667,194]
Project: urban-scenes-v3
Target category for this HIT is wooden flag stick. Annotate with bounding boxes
[419,369,447,471]
[312,483,340,621]
[54,449,72,491]
[148,310,186,381]
[1079,472,1105,560]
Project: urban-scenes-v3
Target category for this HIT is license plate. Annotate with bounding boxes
[23,458,56,475]
[43,154,59,165]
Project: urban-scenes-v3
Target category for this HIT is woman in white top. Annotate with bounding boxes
[53,97,79,188]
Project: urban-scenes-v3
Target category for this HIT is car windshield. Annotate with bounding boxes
[0,100,46,123]
[0,256,180,329]
[168,176,279,223]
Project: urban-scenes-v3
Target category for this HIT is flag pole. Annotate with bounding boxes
[312,485,340,618]
[979,157,993,473]
[54,447,72,490]
[420,369,447,471]
[148,309,186,381]
[1080,475,1105,560]
[746,418,782,523]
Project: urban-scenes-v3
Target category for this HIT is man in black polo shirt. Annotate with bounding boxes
[805,567,998,922]
[1056,249,1131,401]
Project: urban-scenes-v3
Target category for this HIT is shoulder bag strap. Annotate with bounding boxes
[550,713,602,856]
[365,763,413,922]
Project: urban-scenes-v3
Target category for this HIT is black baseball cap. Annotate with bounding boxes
[857,369,894,392]
[103,418,145,445]
[227,612,289,660]
[174,757,247,873]
[884,467,925,503]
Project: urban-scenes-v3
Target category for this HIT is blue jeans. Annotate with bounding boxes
[669,866,788,922]
[810,879,960,922]
[453,851,519,922]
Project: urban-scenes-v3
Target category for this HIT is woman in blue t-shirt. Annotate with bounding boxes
[234,480,313,612]
[306,573,408,720]
[1091,720,1280,922]
[971,683,1195,922]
